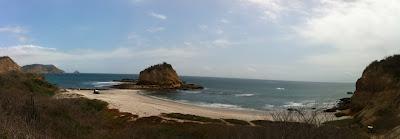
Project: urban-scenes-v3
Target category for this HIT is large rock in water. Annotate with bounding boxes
[349,55,400,129]
[0,56,21,74]
[137,62,182,88]
[21,64,65,74]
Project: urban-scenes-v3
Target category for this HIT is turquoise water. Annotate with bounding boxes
[45,73,355,111]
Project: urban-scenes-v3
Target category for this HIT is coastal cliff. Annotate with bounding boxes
[348,55,400,130]
[22,64,65,74]
[0,56,21,73]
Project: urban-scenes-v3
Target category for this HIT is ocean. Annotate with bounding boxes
[44,73,354,111]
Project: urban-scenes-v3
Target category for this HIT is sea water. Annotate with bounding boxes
[45,73,354,111]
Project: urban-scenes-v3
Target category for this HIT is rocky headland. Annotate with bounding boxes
[21,64,65,74]
[0,56,21,74]
[113,62,203,90]
[330,55,400,133]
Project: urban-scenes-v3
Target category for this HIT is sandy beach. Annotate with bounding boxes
[64,89,270,121]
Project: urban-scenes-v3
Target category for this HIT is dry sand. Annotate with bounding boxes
[65,89,270,121]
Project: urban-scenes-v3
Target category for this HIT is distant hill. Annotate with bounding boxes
[0,56,21,73]
[21,64,65,74]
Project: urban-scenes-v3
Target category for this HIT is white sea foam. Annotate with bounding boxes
[178,90,202,94]
[276,87,285,90]
[92,81,122,87]
[197,102,242,109]
[235,93,255,97]
[264,104,275,110]
[283,100,317,108]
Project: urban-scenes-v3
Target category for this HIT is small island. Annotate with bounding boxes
[113,62,203,90]
[21,64,65,74]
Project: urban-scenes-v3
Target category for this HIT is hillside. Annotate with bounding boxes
[0,56,20,73]
[348,55,400,132]
[22,64,65,74]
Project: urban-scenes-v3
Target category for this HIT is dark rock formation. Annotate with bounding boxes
[113,62,203,90]
[0,56,21,74]
[73,70,80,74]
[137,62,182,88]
[347,55,400,128]
[21,64,65,74]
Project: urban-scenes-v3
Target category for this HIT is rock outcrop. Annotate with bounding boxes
[0,56,21,74]
[137,62,183,88]
[21,64,65,74]
[348,55,400,129]
[113,62,203,90]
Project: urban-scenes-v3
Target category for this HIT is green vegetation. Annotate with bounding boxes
[0,72,367,139]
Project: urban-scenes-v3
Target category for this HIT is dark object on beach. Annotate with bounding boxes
[367,125,374,133]
[324,97,351,113]
[114,78,137,83]
[347,91,354,95]
[334,112,346,117]
[93,89,100,94]
[337,98,351,110]
[324,107,337,113]
[287,108,297,112]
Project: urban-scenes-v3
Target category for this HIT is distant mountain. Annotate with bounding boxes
[0,56,21,74]
[73,70,80,74]
[21,64,65,74]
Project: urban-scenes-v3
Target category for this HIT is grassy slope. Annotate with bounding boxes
[0,72,367,139]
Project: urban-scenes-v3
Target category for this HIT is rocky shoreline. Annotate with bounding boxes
[112,79,204,90]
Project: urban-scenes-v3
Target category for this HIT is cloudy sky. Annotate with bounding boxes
[0,0,399,82]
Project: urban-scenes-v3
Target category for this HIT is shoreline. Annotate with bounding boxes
[63,89,271,121]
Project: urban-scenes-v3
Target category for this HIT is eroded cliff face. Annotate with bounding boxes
[350,55,400,128]
[0,56,21,74]
[21,64,65,74]
[137,63,182,88]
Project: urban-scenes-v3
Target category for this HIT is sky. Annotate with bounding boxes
[0,0,399,82]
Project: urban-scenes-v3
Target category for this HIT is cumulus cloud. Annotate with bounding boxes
[241,0,306,21]
[149,12,167,20]
[0,26,30,43]
[0,26,27,34]
[296,0,400,75]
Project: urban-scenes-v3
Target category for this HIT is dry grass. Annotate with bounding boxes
[0,72,368,139]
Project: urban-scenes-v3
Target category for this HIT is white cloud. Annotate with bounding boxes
[220,18,230,24]
[146,27,165,33]
[241,0,307,22]
[0,26,30,43]
[198,25,208,31]
[149,12,167,20]
[216,28,224,34]
[212,39,232,48]
[0,26,27,34]
[296,0,400,76]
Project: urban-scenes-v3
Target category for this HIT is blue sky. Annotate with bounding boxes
[1,0,399,82]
